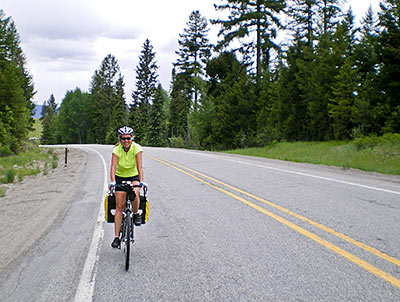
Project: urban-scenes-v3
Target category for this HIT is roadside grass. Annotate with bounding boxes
[225,134,400,175]
[0,142,58,187]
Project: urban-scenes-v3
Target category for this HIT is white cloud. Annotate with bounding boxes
[27,37,95,61]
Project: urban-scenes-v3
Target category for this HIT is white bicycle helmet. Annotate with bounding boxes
[118,126,134,136]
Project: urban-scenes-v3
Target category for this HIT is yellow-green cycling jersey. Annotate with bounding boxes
[112,142,143,177]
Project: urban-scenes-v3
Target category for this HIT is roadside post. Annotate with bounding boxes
[64,145,68,167]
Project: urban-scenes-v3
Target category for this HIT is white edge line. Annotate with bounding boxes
[238,159,400,195]
[74,148,107,302]
[172,150,400,195]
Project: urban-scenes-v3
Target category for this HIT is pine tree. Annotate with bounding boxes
[0,10,35,154]
[287,0,319,49]
[130,39,158,145]
[212,0,286,79]
[268,34,311,141]
[40,94,57,144]
[353,6,380,135]
[175,10,211,109]
[105,75,127,144]
[206,51,256,149]
[169,69,190,142]
[303,0,345,140]
[147,84,168,146]
[377,0,400,133]
[317,0,342,36]
[269,0,321,142]
[328,57,357,139]
[327,9,359,139]
[88,54,126,143]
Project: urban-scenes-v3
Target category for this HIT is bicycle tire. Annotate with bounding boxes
[125,214,131,271]
[120,219,125,248]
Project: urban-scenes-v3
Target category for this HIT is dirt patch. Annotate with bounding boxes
[0,148,88,270]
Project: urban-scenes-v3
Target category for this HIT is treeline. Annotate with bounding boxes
[3,1,400,152]
[0,10,35,155]
[41,41,169,146]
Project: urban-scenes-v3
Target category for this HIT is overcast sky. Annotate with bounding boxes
[1,0,381,105]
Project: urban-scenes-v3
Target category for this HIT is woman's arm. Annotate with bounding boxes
[136,151,143,182]
[110,153,118,182]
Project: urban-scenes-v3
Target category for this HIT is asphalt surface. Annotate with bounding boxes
[1,145,399,301]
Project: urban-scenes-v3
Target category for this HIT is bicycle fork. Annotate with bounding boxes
[122,211,135,244]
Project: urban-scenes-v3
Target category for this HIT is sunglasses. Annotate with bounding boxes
[120,137,131,141]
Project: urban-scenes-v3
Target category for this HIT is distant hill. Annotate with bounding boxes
[32,105,43,118]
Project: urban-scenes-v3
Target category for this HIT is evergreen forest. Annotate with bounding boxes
[1,0,400,153]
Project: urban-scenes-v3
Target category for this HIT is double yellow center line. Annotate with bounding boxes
[147,155,400,290]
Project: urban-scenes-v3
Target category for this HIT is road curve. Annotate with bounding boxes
[1,145,399,301]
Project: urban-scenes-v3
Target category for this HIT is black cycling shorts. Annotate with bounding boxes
[115,175,140,192]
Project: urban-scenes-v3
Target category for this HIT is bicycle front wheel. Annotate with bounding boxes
[124,215,131,271]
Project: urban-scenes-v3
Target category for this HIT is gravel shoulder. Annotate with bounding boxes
[0,147,88,270]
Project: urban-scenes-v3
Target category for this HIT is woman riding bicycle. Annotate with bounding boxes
[109,126,144,248]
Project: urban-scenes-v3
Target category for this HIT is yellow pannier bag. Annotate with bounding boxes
[105,193,148,224]
[104,193,116,223]
[139,195,149,224]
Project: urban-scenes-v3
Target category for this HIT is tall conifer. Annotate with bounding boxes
[175,10,211,109]
[89,54,126,143]
[212,0,285,79]
[40,94,57,144]
[169,69,190,142]
[130,39,158,145]
[0,10,35,154]
[147,84,168,146]
[352,6,380,135]
[377,0,400,133]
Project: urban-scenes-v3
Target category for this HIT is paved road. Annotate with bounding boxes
[1,145,399,301]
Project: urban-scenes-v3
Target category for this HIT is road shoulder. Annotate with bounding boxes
[0,148,88,270]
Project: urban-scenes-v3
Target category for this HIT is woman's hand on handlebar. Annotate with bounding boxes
[109,181,116,192]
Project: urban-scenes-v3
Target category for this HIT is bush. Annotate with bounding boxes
[0,145,13,157]
[169,136,186,148]
[381,133,400,145]
[255,127,281,147]
[353,133,400,151]
[353,135,380,151]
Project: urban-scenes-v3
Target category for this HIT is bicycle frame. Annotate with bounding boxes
[116,181,142,271]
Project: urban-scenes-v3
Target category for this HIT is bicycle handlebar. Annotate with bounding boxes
[111,181,148,196]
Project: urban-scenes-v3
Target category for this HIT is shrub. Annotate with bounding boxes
[169,136,186,148]
[4,169,16,183]
[0,145,13,157]
[353,135,380,151]
[52,154,58,169]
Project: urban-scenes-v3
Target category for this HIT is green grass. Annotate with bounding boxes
[0,143,58,185]
[52,154,59,169]
[225,134,400,175]
[28,118,42,139]
[3,169,16,183]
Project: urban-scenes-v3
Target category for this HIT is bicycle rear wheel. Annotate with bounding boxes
[124,215,131,271]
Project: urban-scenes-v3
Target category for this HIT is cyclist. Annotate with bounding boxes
[109,126,144,248]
